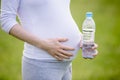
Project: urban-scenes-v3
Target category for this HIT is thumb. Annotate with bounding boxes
[57,38,68,42]
[80,35,83,48]
[80,40,83,48]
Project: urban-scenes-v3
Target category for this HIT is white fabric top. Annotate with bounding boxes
[1,0,82,61]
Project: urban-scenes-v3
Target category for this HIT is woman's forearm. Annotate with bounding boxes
[9,24,44,49]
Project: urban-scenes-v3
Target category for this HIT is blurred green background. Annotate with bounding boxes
[0,0,120,80]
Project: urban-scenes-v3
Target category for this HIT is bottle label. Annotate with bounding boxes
[82,29,94,43]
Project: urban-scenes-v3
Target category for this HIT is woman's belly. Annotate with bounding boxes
[23,22,82,61]
[22,13,82,61]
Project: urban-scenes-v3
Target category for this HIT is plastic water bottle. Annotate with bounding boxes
[82,12,96,59]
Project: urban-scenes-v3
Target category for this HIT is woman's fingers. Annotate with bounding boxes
[92,44,98,58]
[52,49,73,61]
[79,39,83,48]
[53,52,71,61]
[54,55,63,61]
[57,38,68,42]
[56,38,75,51]
[54,49,73,60]
[80,42,98,49]
[92,50,98,57]
[56,52,70,59]
[61,45,75,51]
[44,38,75,61]
[92,43,98,50]
[58,49,73,57]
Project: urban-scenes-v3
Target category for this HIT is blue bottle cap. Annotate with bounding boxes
[86,12,93,17]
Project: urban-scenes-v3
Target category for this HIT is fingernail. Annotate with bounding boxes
[71,54,73,56]
[65,38,68,40]
[72,48,75,50]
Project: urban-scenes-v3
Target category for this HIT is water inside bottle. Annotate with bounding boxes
[82,43,96,59]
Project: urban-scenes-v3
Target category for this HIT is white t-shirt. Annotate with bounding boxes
[1,0,82,61]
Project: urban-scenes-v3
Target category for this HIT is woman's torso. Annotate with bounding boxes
[18,0,82,61]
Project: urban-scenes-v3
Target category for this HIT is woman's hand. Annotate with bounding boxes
[91,43,98,57]
[41,38,75,61]
[80,41,98,58]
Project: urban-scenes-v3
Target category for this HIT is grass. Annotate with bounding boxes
[0,30,23,80]
[0,0,120,80]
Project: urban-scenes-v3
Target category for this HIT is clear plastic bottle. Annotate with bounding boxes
[82,12,96,59]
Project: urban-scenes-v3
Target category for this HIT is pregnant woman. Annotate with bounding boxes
[1,0,98,80]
